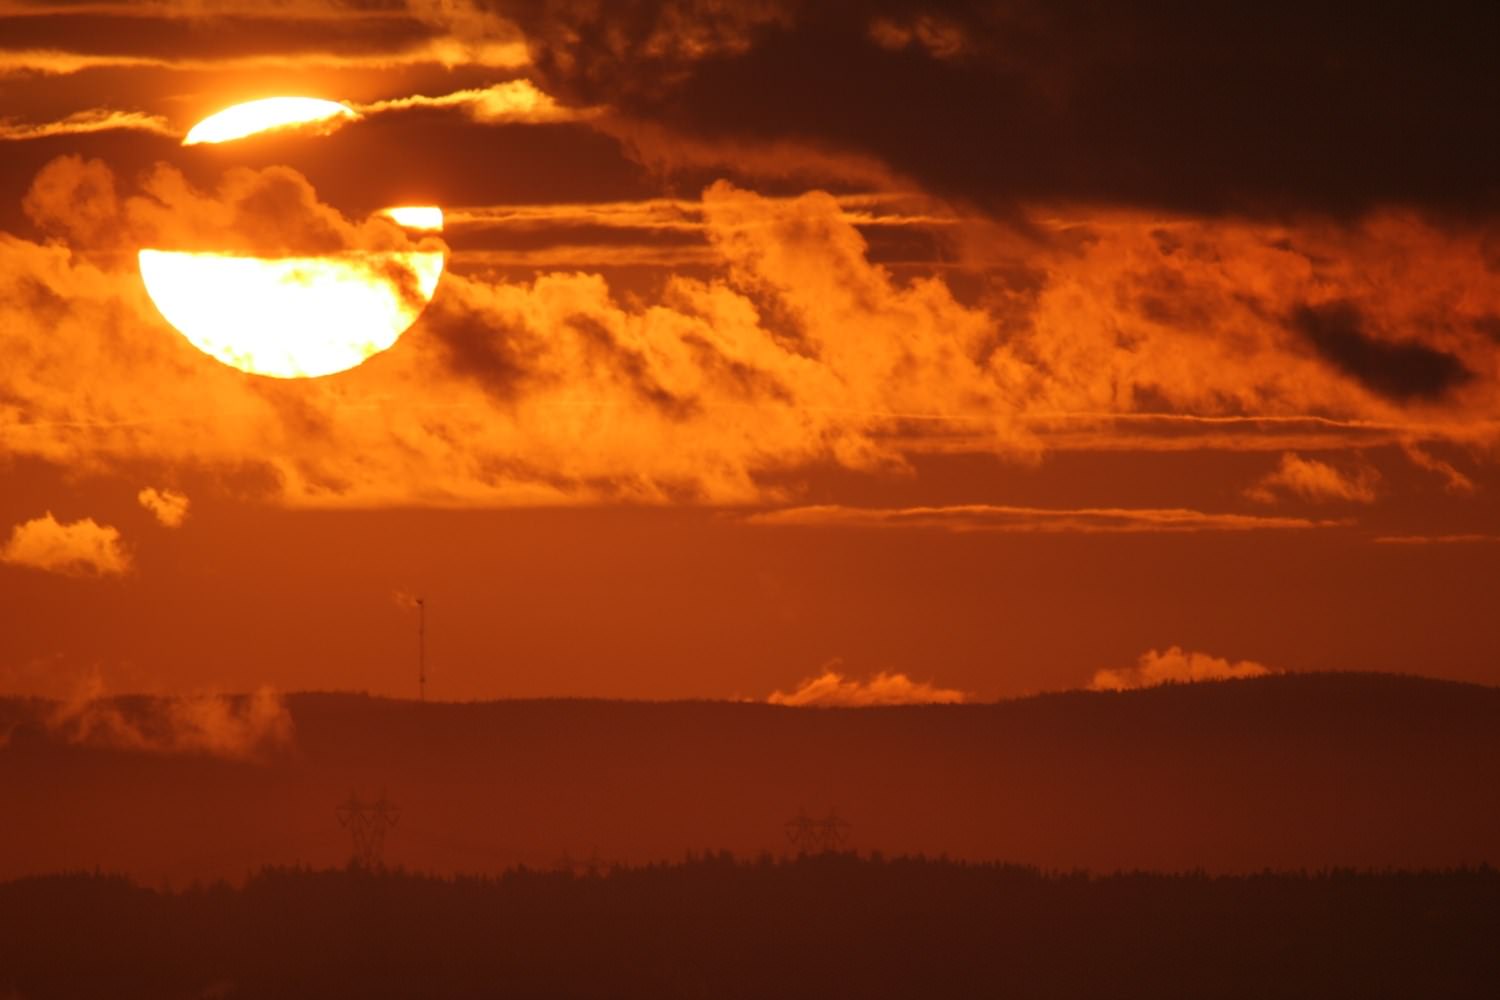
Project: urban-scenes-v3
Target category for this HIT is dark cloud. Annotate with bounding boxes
[21,153,434,257]
[1293,302,1473,402]
[0,10,438,62]
[425,298,541,403]
[487,0,1500,216]
[176,113,659,218]
[570,313,701,420]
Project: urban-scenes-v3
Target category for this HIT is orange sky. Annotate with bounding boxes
[1,1,1497,702]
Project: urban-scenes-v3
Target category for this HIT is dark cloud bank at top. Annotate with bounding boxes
[485,0,1500,217]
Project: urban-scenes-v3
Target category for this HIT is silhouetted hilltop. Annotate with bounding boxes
[3,672,1498,880]
[4,858,1499,1000]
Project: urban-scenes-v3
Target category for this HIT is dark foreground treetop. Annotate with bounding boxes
[3,855,1498,1000]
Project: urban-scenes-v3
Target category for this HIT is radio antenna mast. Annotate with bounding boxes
[417,597,426,701]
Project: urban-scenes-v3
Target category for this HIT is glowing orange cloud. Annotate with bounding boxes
[137,487,190,527]
[0,107,172,141]
[769,665,968,706]
[46,679,293,761]
[1244,453,1380,505]
[7,156,1500,508]
[747,505,1339,534]
[0,512,130,577]
[1090,648,1274,691]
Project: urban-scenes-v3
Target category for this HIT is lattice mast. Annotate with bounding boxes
[785,807,853,854]
[336,791,401,868]
[417,597,426,702]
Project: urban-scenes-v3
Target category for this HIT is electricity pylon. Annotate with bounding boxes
[785,807,852,854]
[553,848,610,876]
[336,791,400,868]
[819,808,852,851]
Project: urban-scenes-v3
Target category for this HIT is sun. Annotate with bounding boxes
[183,96,359,145]
[139,97,446,378]
[139,250,444,379]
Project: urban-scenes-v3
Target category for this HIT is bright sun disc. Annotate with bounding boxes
[183,97,358,145]
[139,250,444,378]
[380,206,445,232]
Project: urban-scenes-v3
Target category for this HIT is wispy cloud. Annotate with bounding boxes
[1373,534,1500,545]
[137,487,189,527]
[0,80,569,144]
[1244,452,1380,504]
[1402,442,1477,494]
[0,49,161,76]
[0,1,413,19]
[1,512,130,577]
[45,678,294,760]
[446,193,955,233]
[355,80,589,124]
[769,664,967,707]
[0,107,172,141]
[1089,647,1275,691]
[0,38,527,78]
[1016,412,1451,454]
[746,504,1340,534]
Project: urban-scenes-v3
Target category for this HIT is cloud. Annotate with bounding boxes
[44,678,294,760]
[0,78,555,144]
[356,80,590,125]
[494,1,1500,216]
[137,487,189,527]
[0,107,173,142]
[1373,534,1500,545]
[1089,647,1275,692]
[1016,413,1424,455]
[0,166,1038,509]
[1004,211,1500,439]
[0,512,130,577]
[0,49,163,77]
[0,0,417,20]
[0,41,528,77]
[447,192,952,233]
[867,14,969,59]
[1402,443,1477,494]
[747,504,1338,534]
[1292,302,1473,402]
[1244,453,1380,505]
[769,665,967,707]
[2,155,1499,509]
[23,154,436,258]
[0,4,531,79]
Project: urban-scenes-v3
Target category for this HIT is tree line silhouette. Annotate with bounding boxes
[3,855,1498,999]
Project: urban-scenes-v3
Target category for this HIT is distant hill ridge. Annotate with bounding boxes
[3,671,1497,880]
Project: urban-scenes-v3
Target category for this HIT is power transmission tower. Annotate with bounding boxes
[553,848,610,877]
[785,807,853,855]
[336,791,401,868]
[819,808,852,851]
[785,808,819,853]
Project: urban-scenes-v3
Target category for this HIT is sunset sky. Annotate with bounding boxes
[2,1,1497,703]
